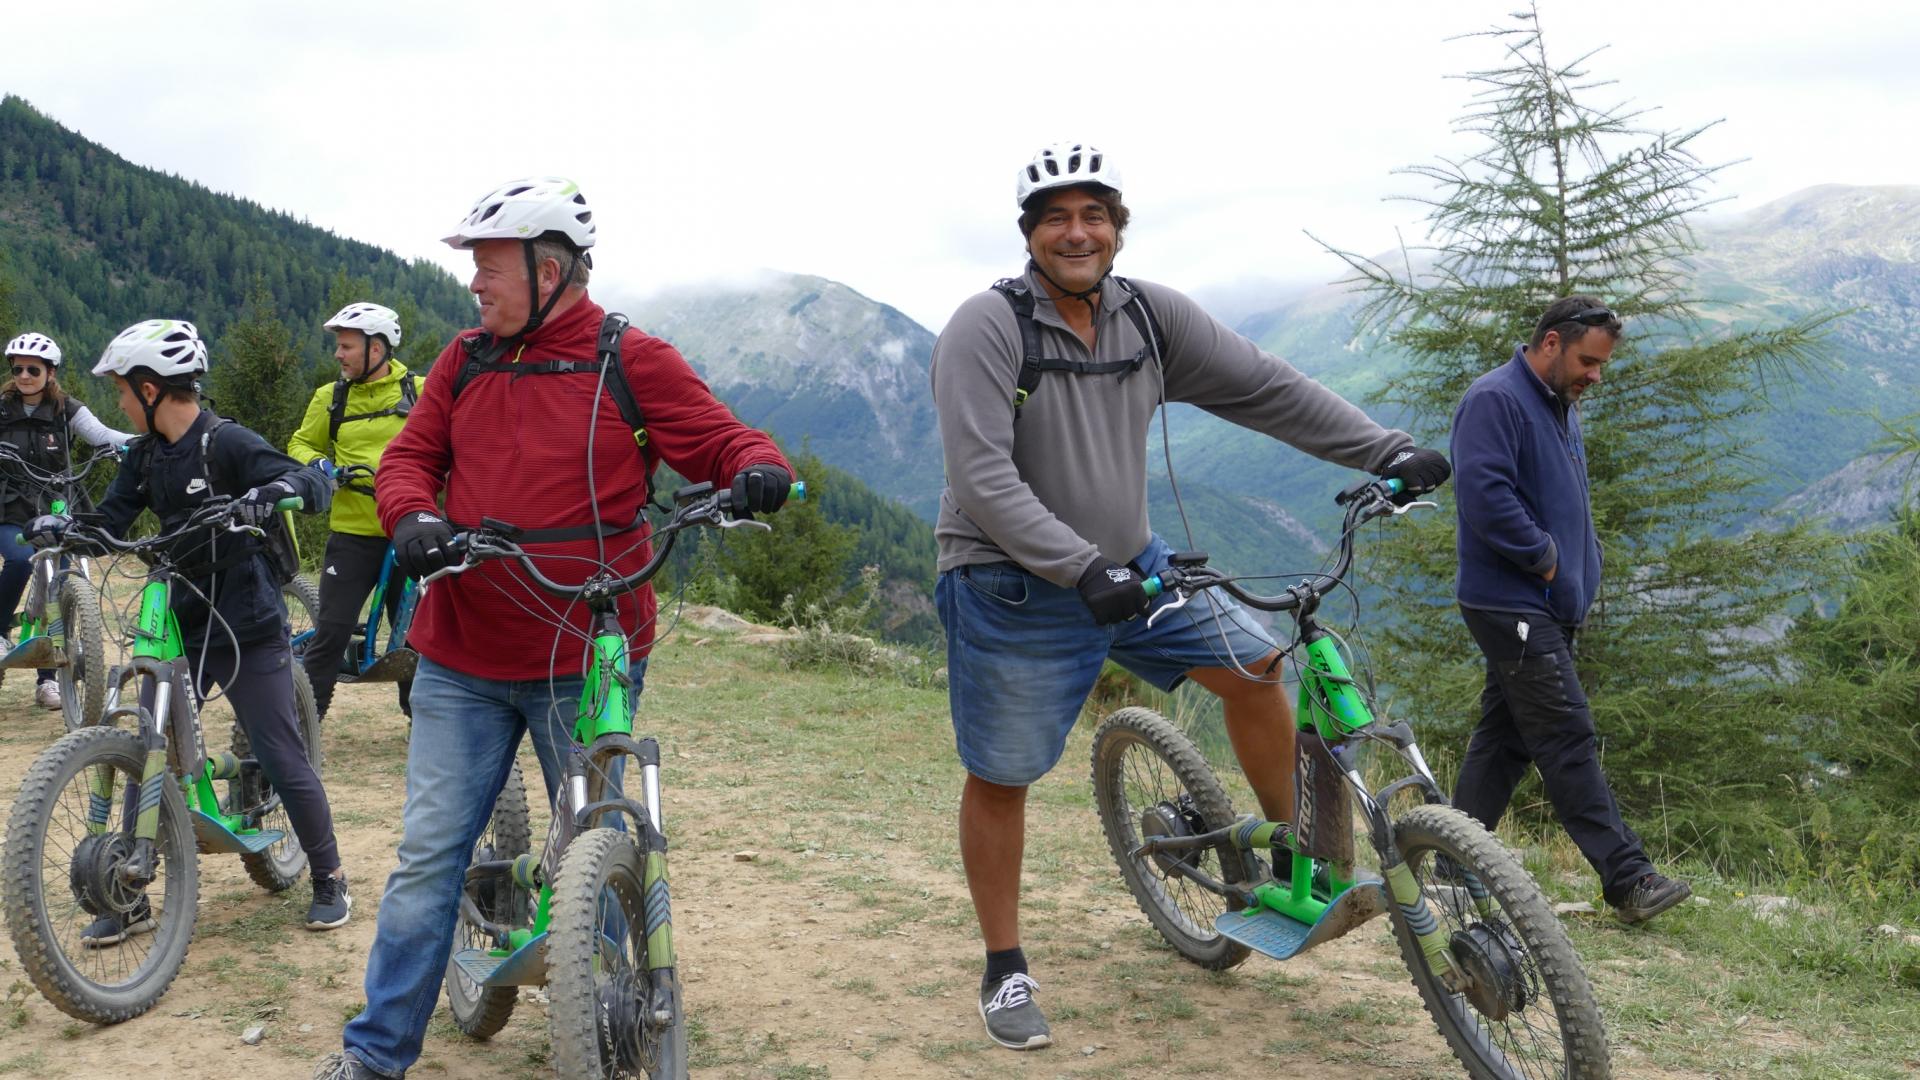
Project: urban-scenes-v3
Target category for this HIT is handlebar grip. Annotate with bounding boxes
[1142,575,1163,599]
[274,496,304,512]
[1385,477,1404,495]
[789,480,807,502]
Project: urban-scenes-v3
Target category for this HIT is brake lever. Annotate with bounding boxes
[1145,588,1194,629]
[419,561,473,585]
[1390,498,1439,516]
[716,517,772,532]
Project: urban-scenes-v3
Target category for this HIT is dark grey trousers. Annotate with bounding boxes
[1453,605,1653,904]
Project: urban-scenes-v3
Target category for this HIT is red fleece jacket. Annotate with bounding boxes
[376,293,788,680]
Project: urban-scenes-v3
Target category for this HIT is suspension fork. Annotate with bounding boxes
[1345,761,1461,979]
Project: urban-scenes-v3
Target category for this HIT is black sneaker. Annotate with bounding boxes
[979,972,1051,1050]
[1610,873,1691,924]
[81,898,156,947]
[307,873,352,930]
[312,1051,392,1080]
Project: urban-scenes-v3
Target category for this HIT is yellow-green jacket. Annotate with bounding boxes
[287,361,418,538]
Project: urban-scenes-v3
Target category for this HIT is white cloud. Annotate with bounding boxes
[6,0,1917,332]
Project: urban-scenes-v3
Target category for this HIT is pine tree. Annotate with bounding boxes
[1318,4,1839,860]
[708,450,856,623]
[209,277,308,452]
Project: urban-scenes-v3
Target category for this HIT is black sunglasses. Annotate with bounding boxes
[1563,306,1617,325]
[10,366,44,377]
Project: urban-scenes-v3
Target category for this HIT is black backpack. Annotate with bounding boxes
[198,419,303,585]
[448,312,661,537]
[990,275,1164,418]
[328,371,421,446]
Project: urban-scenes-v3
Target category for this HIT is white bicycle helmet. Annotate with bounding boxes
[443,176,597,251]
[1016,143,1121,209]
[93,319,209,380]
[324,302,403,350]
[4,332,62,368]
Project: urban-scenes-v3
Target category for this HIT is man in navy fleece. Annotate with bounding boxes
[1449,296,1690,924]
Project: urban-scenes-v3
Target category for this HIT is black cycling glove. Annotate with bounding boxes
[1380,446,1451,503]
[234,481,296,527]
[729,463,793,519]
[26,514,70,547]
[1076,556,1151,626]
[393,511,458,579]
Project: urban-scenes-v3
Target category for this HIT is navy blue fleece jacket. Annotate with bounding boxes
[1450,347,1601,625]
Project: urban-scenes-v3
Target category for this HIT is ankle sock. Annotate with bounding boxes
[984,946,1027,987]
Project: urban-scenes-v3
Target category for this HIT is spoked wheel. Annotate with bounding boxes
[446,762,533,1038]
[1391,804,1611,1080]
[227,665,324,892]
[1090,706,1252,970]
[1,726,199,1023]
[547,828,687,1079]
[56,575,107,732]
[282,575,322,664]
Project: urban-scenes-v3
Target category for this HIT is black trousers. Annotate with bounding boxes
[149,636,339,878]
[1453,605,1653,904]
[304,532,411,720]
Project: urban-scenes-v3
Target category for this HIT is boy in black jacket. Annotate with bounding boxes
[37,319,352,938]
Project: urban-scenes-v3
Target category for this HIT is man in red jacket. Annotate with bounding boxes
[318,177,791,1080]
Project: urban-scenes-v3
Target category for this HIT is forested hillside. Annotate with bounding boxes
[0,94,474,384]
[0,95,939,638]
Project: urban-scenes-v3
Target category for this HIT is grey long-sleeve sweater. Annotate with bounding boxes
[931,267,1412,588]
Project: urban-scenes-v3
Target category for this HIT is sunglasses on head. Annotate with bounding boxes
[10,366,43,377]
[1563,306,1616,326]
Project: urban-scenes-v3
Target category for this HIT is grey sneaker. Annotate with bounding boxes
[1611,873,1691,924]
[312,1051,392,1080]
[979,972,1051,1050]
[81,898,156,947]
[35,680,61,710]
[307,873,352,930]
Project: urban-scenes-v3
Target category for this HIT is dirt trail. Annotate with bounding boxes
[0,631,1699,1079]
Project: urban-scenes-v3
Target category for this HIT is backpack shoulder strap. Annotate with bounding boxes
[991,278,1045,418]
[595,313,649,449]
[198,417,233,496]
[327,380,349,446]
[1112,277,1164,360]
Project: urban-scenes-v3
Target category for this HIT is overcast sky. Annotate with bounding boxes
[8,1,1918,331]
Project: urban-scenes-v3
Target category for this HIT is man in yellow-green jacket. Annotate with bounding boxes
[289,302,420,721]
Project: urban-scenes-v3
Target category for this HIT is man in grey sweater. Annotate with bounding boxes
[931,142,1450,1051]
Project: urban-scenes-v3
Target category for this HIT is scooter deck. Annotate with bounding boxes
[0,635,63,670]
[1216,880,1388,961]
[189,809,287,855]
[452,931,549,987]
[345,648,418,685]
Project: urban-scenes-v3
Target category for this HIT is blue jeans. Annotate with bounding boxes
[342,653,647,1077]
[0,523,58,681]
[937,533,1278,786]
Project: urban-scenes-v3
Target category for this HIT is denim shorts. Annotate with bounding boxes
[936,534,1278,786]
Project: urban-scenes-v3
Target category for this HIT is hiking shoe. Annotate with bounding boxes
[35,680,61,710]
[1611,873,1691,924]
[81,898,156,948]
[312,1052,391,1080]
[307,873,352,930]
[979,972,1051,1050]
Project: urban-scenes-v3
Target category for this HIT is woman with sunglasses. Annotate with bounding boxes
[0,332,133,710]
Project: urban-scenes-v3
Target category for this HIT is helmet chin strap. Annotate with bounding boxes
[1027,257,1109,317]
[350,339,391,385]
[515,239,585,338]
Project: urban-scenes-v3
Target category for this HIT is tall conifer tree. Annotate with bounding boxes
[1320,5,1837,854]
